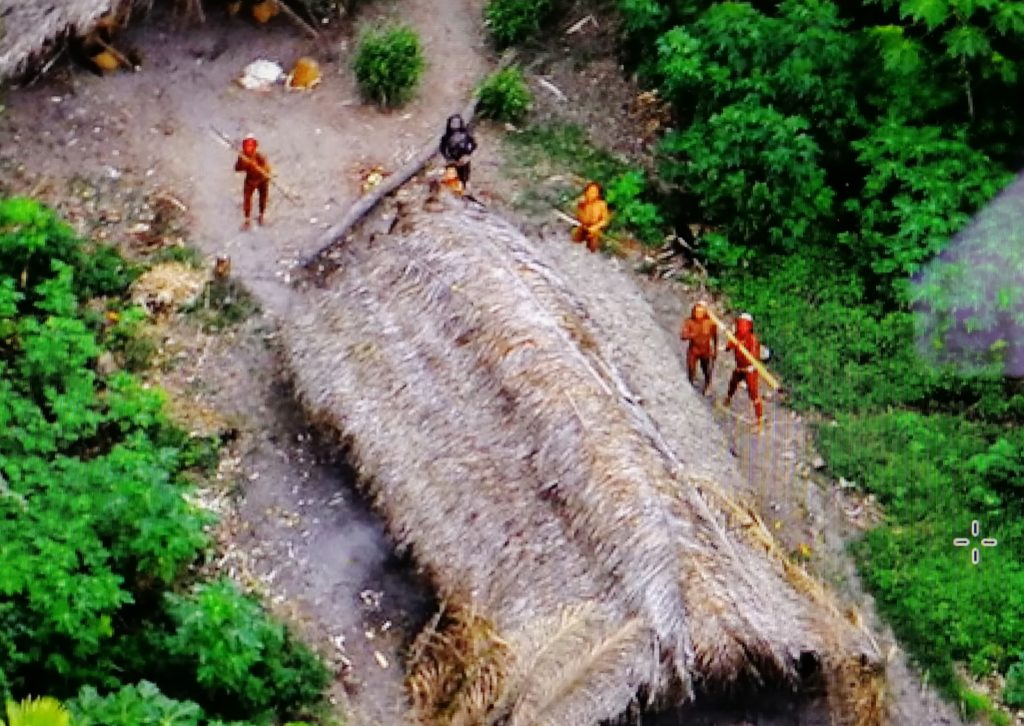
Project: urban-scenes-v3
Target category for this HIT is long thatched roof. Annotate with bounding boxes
[283,190,886,725]
[0,0,116,80]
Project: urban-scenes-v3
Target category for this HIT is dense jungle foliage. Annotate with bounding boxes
[0,198,329,724]
[605,0,1024,716]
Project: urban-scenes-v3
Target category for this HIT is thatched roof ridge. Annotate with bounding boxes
[283,192,884,725]
[0,0,113,80]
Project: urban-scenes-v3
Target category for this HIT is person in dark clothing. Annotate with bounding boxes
[439,114,477,187]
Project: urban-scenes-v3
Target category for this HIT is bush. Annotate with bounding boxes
[0,197,138,302]
[353,25,425,106]
[658,98,833,255]
[477,67,531,123]
[0,198,328,723]
[1006,660,1024,707]
[162,581,330,718]
[604,171,664,246]
[71,682,204,726]
[484,0,552,48]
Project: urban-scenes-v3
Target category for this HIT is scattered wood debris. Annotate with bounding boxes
[565,15,598,35]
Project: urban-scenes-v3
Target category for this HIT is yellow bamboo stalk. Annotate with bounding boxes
[704,307,781,390]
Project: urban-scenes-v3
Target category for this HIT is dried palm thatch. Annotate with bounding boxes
[0,0,116,80]
[0,0,317,83]
[282,190,887,725]
[130,260,209,314]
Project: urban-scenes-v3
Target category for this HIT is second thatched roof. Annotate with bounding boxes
[0,0,118,80]
[283,190,885,725]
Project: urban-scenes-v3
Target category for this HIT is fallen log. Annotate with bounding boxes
[300,53,516,275]
[300,94,479,274]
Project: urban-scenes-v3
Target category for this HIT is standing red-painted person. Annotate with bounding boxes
[723,312,764,430]
[234,134,271,229]
[680,301,717,395]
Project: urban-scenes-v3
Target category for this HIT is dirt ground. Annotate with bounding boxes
[0,0,978,724]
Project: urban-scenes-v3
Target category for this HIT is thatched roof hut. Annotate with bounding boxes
[283,191,886,725]
[0,0,142,80]
[0,0,119,80]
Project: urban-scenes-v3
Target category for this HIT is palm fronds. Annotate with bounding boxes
[283,191,886,725]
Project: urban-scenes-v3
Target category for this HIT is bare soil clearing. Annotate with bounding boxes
[0,1,970,724]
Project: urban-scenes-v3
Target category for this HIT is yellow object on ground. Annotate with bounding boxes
[360,166,387,192]
[91,50,120,72]
[251,0,279,24]
[287,56,321,89]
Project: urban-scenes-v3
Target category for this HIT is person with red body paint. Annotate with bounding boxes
[680,300,718,395]
[234,134,271,229]
[723,312,764,430]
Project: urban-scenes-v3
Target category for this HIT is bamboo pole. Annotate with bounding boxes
[704,307,781,391]
[277,0,322,41]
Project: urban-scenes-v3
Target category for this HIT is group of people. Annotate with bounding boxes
[230,114,478,229]
[232,117,767,430]
[680,302,765,430]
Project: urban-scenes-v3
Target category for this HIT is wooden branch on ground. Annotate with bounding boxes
[279,0,322,41]
[95,37,137,71]
[300,53,517,274]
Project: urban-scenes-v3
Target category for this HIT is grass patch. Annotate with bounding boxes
[185,277,260,331]
[149,244,205,268]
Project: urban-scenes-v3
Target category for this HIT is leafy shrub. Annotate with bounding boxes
[604,171,664,246]
[484,0,551,48]
[163,581,330,717]
[968,431,1024,496]
[0,198,327,722]
[353,25,425,106]
[477,67,531,123]
[969,643,1006,678]
[659,98,833,256]
[842,122,1008,284]
[71,682,204,726]
[1006,660,1024,707]
[0,197,137,301]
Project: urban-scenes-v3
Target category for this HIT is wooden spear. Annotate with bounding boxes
[552,208,628,249]
[703,307,781,391]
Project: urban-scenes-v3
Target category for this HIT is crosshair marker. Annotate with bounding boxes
[953,520,998,565]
